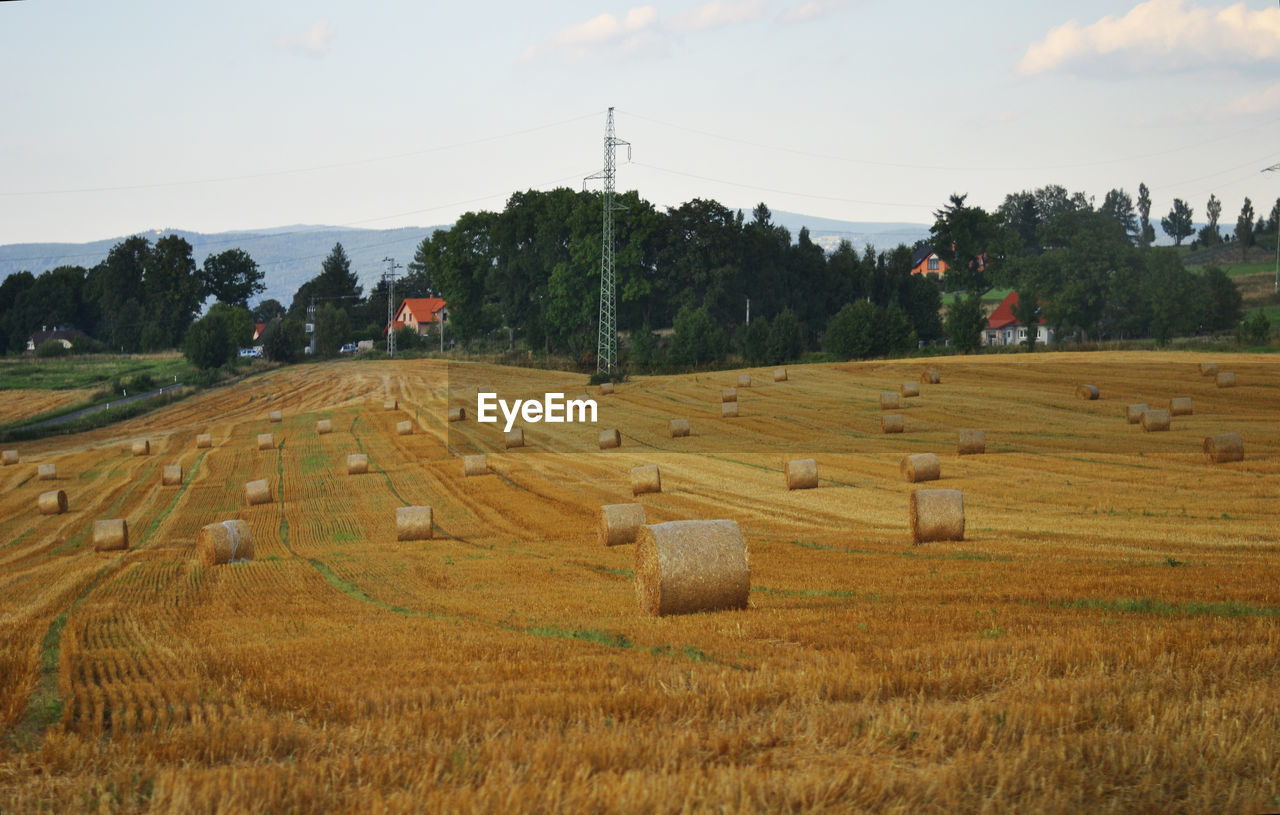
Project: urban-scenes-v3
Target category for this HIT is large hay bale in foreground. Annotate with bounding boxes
[785,458,818,490]
[383,399,398,410]
[463,455,488,477]
[1141,409,1171,432]
[37,463,57,480]
[600,382,615,395]
[1204,432,1244,463]
[504,428,525,449]
[957,429,986,455]
[599,429,621,449]
[93,519,129,551]
[447,407,466,422]
[773,368,787,382]
[268,410,282,423]
[1169,397,1193,416]
[196,434,212,448]
[396,506,434,541]
[161,465,183,486]
[257,433,274,451]
[635,520,749,617]
[347,453,369,474]
[1216,371,1236,388]
[721,387,738,403]
[1200,362,1218,377]
[737,374,751,388]
[131,440,150,456]
[396,420,413,436]
[910,489,964,544]
[1125,403,1149,424]
[197,520,253,565]
[900,382,920,398]
[920,370,941,384]
[38,490,68,515]
[1077,384,1099,400]
[631,464,662,495]
[882,414,904,434]
[244,479,272,506]
[901,453,941,483]
[1,449,18,466]
[316,419,332,435]
[721,401,739,418]
[879,391,900,410]
[668,419,691,438]
[599,503,646,546]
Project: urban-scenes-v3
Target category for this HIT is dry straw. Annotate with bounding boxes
[384,399,398,410]
[1,450,18,466]
[882,414,905,434]
[785,458,818,490]
[132,440,150,456]
[1204,432,1244,463]
[721,401,739,418]
[316,419,332,435]
[268,410,282,423]
[196,434,212,448]
[161,465,183,486]
[347,453,369,474]
[244,479,272,506]
[396,506,434,541]
[504,428,525,448]
[599,428,621,449]
[920,370,941,384]
[1169,397,1193,416]
[737,374,751,388]
[448,407,466,422]
[93,519,129,551]
[631,464,662,495]
[910,489,965,544]
[1077,384,1100,400]
[668,418,691,438]
[197,520,253,565]
[599,503,646,546]
[1216,371,1236,388]
[635,520,750,616]
[257,433,274,451]
[1125,403,1148,424]
[957,429,985,455]
[879,391,900,410]
[901,453,941,483]
[1141,409,1171,432]
[773,368,787,382]
[721,387,738,403]
[1200,362,1218,377]
[601,382,615,395]
[38,490,68,515]
[900,382,920,398]
[463,455,489,476]
[37,463,56,480]
[396,420,413,436]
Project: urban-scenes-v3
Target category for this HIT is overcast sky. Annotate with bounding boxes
[2,0,1279,246]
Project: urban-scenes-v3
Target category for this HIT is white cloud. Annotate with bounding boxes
[522,6,659,61]
[670,0,764,32]
[1018,0,1280,76]
[1225,81,1280,115]
[275,20,336,58]
[777,1,843,24]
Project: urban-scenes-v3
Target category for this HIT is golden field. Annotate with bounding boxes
[0,351,1277,813]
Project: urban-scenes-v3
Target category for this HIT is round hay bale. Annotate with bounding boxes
[1199,362,1218,377]
[910,489,964,544]
[161,465,183,486]
[1216,371,1236,388]
[784,458,818,490]
[957,429,986,455]
[504,428,525,449]
[448,407,466,422]
[347,453,369,474]
[1141,409,1170,432]
[631,464,662,495]
[396,420,413,436]
[197,520,253,565]
[396,506,434,541]
[773,368,787,382]
[721,387,738,403]
[244,479,272,506]
[737,374,751,388]
[38,490,68,515]
[1125,403,1149,424]
[920,370,941,384]
[383,399,398,410]
[900,382,921,398]
[599,503,646,546]
[268,410,282,423]
[463,455,489,476]
[93,519,129,551]
[634,520,749,617]
[901,453,941,483]
[598,429,621,449]
[1,449,18,466]
[882,414,905,434]
[600,382,615,395]
[316,419,332,435]
[37,463,57,480]
[1204,432,1244,464]
[879,391,900,410]
[1077,384,1100,400]
[668,419,691,438]
[721,401,739,418]
[1169,397,1193,416]
[257,433,274,451]
[196,433,213,448]
[131,440,150,456]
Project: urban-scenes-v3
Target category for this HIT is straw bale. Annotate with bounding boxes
[131,440,150,456]
[957,429,985,455]
[901,453,941,483]
[1203,432,1244,464]
[631,464,662,495]
[737,374,751,388]
[773,368,787,382]
[316,419,332,434]
[197,520,253,565]
[1216,371,1236,388]
[384,399,398,410]
[38,463,56,480]
[784,458,818,490]
[599,503,646,546]
[601,382,615,395]
[1126,404,1148,424]
[38,490,67,515]
[448,407,466,422]
[721,387,738,403]
[882,414,904,433]
[347,453,369,474]
[1,450,17,466]
[504,428,525,448]
[879,391,900,410]
[668,419,691,438]
[721,401,739,418]
[244,479,272,505]
[910,489,965,544]
[396,506,434,541]
[93,519,129,551]
[598,429,621,449]
[1199,362,1218,377]
[1077,384,1099,400]
[268,410,282,423]
[161,465,183,486]
[634,520,749,616]
[196,434,212,448]
[463,455,488,476]
[900,382,920,398]
[257,433,274,451]
[920,370,941,384]
[396,420,413,436]
[1169,397,1193,416]
[1141,409,1170,432]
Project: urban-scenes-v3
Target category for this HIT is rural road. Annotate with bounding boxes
[22,384,184,429]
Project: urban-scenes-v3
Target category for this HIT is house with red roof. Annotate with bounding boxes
[384,297,448,337]
[981,291,1054,347]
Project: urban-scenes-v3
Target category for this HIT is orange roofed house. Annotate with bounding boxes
[909,246,947,276]
[981,291,1054,348]
[384,297,449,336]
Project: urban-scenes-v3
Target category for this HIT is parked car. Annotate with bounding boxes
[238,347,262,359]
[339,343,358,355]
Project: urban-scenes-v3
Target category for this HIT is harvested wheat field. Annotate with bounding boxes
[1,351,1278,813]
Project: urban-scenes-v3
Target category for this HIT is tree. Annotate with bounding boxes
[313,303,351,357]
[1236,197,1255,260]
[1160,199,1194,247]
[262,318,305,363]
[182,303,250,370]
[201,248,264,308]
[628,322,660,371]
[1198,194,1222,246]
[254,299,286,323]
[290,243,363,318]
[930,193,1007,292]
[669,304,726,366]
[737,315,770,365]
[1137,183,1155,248]
[142,234,202,350]
[1012,290,1041,351]
[944,293,986,353]
[824,301,879,359]
[84,235,150,340]
[765,307,805,364]
[1146,250,1199,345]
[0,270,35,353]
[1201,266,1242,332]
[1099,189,1138,243]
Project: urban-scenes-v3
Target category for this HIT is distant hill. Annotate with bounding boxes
[761,210,930,253]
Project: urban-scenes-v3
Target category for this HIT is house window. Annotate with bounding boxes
[1018,328,1026,339]
[927,257,939,271]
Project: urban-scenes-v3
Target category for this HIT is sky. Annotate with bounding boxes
[2,0,1279,248]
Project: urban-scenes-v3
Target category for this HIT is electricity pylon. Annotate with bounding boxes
[585,107,630,376]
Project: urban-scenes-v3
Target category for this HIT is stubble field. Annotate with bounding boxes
[0,351,1277,813]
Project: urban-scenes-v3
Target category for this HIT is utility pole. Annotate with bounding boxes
[584,107,630,376]
[383,257,402,356]
[1264,163,1280,294]
[307,297,317,357]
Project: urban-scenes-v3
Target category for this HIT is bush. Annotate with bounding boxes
[765,308,805,364]
[69,336,106,354]
[824,302,880,359]
[628,323,660,371]
[262,318,305,363]
[670,305,727,366]
[1240,311,1271,345]
[736,317,770,365]
[34,340,69,358]
[183,316,232,370]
